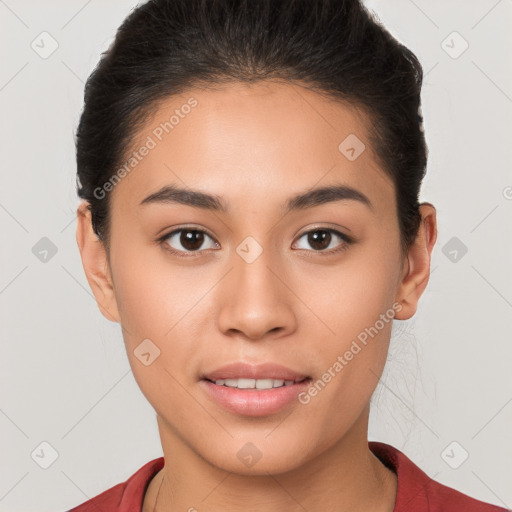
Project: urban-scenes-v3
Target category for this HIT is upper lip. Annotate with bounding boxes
[201,362,310,382]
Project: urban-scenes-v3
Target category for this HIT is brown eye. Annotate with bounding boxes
[294,228,352,254]
[161,228,218,255]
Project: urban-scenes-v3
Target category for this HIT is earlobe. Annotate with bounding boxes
[394,203,437,321]
[76,201,120,323]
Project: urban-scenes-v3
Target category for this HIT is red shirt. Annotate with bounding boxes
[67,441,507,512]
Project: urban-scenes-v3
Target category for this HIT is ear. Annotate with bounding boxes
[394,202,437,320]
[76,201,120,323]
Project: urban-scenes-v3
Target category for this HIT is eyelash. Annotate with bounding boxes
[156,226,354,259]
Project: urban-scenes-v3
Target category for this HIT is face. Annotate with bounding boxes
[77,81,436,475]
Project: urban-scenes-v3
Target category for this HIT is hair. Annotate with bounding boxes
[75,0,427,257]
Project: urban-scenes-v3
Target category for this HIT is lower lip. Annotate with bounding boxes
[200,379,312,417]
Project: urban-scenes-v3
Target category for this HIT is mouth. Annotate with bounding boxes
[199,376,313,417]
[199,362,312,415]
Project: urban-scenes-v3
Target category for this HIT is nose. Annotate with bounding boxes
[216,244,297,342]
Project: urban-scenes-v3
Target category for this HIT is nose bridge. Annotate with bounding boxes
[233,233,282,304]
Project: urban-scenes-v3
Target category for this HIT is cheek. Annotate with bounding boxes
[108,236,211,369]
[295,241,399,340]
[109,247,207,411]
[293,239,399,403]
[109,233,186,334]
[111,261,169,338]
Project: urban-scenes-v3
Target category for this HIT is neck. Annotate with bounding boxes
[144,407,397,512]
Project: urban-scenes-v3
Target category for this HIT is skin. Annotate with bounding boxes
[76,81,437,512]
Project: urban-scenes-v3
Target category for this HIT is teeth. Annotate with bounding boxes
[213,378,296,389]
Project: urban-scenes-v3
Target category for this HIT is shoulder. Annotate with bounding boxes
[66,457,165,512]
[369,442,508,512]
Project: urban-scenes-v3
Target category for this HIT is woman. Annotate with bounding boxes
[69,0,506,510]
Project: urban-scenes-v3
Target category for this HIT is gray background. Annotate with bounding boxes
[0,1,511,511]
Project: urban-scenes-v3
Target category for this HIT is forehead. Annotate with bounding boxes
[109,81,394,215]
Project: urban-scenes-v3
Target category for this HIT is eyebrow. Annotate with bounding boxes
[139,183,373,214]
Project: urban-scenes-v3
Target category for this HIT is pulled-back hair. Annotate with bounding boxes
[76,0,427,256]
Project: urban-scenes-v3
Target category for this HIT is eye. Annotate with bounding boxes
[293,228,353,255]
[158,227,219,257]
